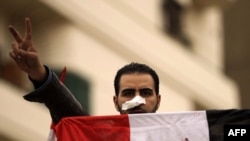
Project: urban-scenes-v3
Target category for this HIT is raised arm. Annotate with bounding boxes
[8,18,88,124]
[8,17,46,81]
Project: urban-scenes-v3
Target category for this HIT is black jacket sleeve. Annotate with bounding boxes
[23,66,89,124]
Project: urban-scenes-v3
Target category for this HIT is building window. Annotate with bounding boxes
[161,0,191,47]
[55,70,91,113]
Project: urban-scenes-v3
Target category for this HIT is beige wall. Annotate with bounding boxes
[0,0,240,140]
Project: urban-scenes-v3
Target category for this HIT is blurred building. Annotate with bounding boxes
[0,0,249,140]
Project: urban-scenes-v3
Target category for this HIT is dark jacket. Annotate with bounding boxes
[23,66,88,124]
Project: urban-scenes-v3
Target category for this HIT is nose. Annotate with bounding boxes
[135,90,140,96]
[121,95,146,110]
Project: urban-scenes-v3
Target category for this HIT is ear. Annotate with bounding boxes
[113,95,119,112]
[156,94,161,110]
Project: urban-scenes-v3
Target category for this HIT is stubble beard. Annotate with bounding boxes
[117,103,158,114]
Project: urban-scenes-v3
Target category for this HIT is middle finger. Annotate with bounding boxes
[25,17,32,40]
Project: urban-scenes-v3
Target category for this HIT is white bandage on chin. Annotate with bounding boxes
[121,96,146,110]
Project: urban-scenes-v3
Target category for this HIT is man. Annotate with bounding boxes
[113,62,161,114]
[8,18,161,124]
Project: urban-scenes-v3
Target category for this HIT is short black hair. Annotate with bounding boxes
[114,62,159,96]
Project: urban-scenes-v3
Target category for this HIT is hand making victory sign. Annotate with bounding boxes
[8,17,46,81]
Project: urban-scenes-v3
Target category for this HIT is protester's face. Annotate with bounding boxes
[113,73,161,114]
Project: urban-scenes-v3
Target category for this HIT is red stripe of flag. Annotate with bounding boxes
[54,115,130,141]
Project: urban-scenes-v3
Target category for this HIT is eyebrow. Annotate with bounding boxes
[121,88,153,93]
[121,89,135,93]
[139,88,153,91]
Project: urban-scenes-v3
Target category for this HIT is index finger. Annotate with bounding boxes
[8,25,23,43]
[25,17,32,40]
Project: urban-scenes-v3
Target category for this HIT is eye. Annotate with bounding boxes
[122,90,135,97]
[140,89,153,97]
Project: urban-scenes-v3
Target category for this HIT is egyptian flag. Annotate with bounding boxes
[50,68,250,141]
[47,109,250,141]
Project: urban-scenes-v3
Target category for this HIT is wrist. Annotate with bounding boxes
[29,65,47,82]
